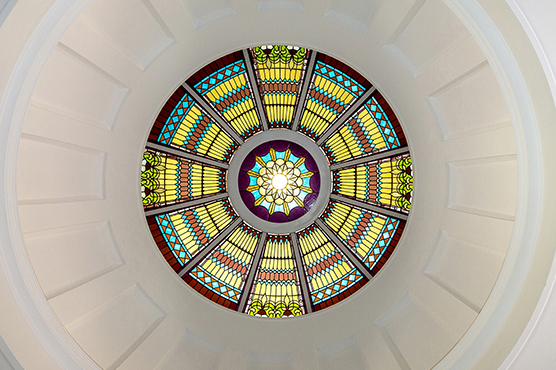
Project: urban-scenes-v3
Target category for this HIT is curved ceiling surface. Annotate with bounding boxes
[7,0,543,368]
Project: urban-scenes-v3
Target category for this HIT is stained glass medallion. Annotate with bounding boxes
[239,140,320,223]
[143,45,413,318]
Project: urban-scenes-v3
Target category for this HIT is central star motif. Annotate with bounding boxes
[258,158,302,204]
[245,148,314,216]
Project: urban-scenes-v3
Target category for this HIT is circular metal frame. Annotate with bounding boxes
[228,130,331,233]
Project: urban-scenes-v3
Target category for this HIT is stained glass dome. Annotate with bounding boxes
[141,45,413,318]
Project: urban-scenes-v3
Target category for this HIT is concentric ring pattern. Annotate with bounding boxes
[141,45,413,318]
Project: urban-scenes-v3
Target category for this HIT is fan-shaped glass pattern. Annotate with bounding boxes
[143,45,413,317]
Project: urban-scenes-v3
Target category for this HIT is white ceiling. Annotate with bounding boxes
[1,0,555,369]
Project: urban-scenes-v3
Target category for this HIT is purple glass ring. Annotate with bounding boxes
[238,140,321,223]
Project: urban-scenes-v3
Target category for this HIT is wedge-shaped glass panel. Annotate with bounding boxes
[245,235,305,318]
[298,54,370,140]
[147,199,237,271]
[251,45,310,129]
[185,223,261,310]
[141,149,226,210]
[333,154,413,213]
[297,225,367,311]
[321,201,405,274]
[322,92,407,163]
[148,86,239,163]
[188,51,263,139]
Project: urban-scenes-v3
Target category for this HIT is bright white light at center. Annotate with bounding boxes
[272,174,288,190]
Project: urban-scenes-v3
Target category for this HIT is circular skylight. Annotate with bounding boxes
[239,140,320,223]
[142,45,413,318]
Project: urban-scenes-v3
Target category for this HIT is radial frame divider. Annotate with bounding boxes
[329,194,408,221]
[237,232,269,313]
[292,51,318,132]
[145,141,230,169]
[316,86,377,146]
[177,217,243,277]
[315,218,374,280]
[325,143,411,220]
[329,146,410,171]
[145,193,230,217]
[242,49,269,131]
[181,83,245,144]
[290,232,314,314]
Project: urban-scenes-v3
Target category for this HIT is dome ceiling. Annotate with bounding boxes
[141,45,413,317]
[5,0,538,368]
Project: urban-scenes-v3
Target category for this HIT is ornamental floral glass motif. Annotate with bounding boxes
[141,149,226,209]
[239,140,320,222]
[246,235,305,317]
[143,45,414,318]
[250,45,310,129]
[332,154,413,214]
